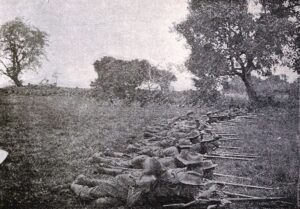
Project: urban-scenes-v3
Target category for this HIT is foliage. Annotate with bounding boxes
[141,63,177,93]
[191,76,221,104]
[134,89,166,107]
[224,75,291,94]
[259,0,300,17]
[175,0,297,104]
[91,56,176,100]
[0,18,48,86]
[221,76,246,94]
[259,0,300,73]
[221,74,293,108]
[288,77,299,108]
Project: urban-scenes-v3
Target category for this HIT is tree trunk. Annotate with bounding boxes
[240,74,258,104]
[11,76,23,87]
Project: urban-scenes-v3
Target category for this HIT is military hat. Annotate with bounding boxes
[131,155,149,169]
[186,130,200,141]
[186,111,194,116]
[161,146,179,157]
[175,150,204,166]
[178,138,192,145]
[200,160,218,170]
[142,157,165,176]
[206,111,213,115]
[158,157,176,169]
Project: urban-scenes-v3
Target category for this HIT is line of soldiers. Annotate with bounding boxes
[206,108,249,124]
[71,111,244,208]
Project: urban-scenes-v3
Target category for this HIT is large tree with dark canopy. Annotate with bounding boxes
[259,0,300,17]
[175,0,298,104]
[91,56,176,99]
[0,18,48,86]
[259,0,300,73]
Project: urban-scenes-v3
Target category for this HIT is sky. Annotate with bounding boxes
[0,0,195,90]
[0,0,298,89]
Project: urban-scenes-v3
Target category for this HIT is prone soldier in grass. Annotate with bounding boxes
[71,157,229,208]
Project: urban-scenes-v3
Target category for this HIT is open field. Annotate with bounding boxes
[211,107,299,208]
[0,89,299,209]
[0,90,203,209]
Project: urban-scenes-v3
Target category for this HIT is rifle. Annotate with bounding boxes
[178,137,220,150]
[163,197,287,208]
[163,198,222,208]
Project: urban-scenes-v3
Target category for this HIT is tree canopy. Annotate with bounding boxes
[0,18,48,86]
[175,0,298,103]
[259,0,300,18]
[259,0,300,73]
[91,56,176,99]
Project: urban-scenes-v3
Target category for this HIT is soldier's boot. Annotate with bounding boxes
[73,174,110,187]
[88,153,100,163]
[207,205,218,209]
[73,174,89,185]
[70,183,94,201]
[206,199,231,209]
[94,197,122,208]
[88,154,111,164]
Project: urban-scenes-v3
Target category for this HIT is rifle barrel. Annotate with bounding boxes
[214,181,274,190]
[210,153,258,158]
[214,173,252,181]
[204,155,254,161]
[223,191,258,198]
[215,133,237,136]
[227,197,286,202]
[219,138,241,141]
[218,146,239,149]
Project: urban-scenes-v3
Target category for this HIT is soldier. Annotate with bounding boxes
[71,158,225,208]
[126,144,179,158]
[89,152,148,169]
[175,150,217,179]
[71,158,162,208]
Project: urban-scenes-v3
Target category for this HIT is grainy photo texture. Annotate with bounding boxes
[0,0,299,209]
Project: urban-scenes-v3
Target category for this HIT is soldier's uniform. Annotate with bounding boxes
[71,158,215,208]
[71,172,144,208]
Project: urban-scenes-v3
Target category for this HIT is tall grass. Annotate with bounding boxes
[0,93,200,209]
[0,89,298,208]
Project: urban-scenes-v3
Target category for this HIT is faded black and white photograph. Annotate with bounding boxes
[0,0,299,209]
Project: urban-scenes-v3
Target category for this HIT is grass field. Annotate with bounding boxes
[212,107,299,208]
[0,89,298,209]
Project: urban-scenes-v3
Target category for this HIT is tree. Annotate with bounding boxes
[259,0,300,17]
[0,18,48,86]
[175,0,297,104]
[258,0,300,73]
[91,56,176,100]
[144,64,176,93]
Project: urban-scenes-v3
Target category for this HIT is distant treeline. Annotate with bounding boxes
[2,74,297,109]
